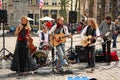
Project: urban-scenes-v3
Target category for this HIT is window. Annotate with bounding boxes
[2,2,7,10]
[43,10,49,16]
[52,0,57,5]
[58,2,61,5]
[28,0,32,5]
[44,0,48,5]
[36,0,39,5]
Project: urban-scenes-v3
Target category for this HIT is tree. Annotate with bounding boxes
[75,0,78,11]
[105,0,110,16]
[77,0,80,22]
[88,0,94,17]
[101,0,106,20]
[60,0,70,23]
[111,0,117,20]
[71,0,73,11]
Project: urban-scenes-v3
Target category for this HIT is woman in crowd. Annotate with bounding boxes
[112,19,120,48]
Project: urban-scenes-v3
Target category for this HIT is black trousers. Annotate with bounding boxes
[102,37,111,63]
[85,46,95,67]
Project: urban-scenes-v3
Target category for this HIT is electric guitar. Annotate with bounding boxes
[50,33,70,47]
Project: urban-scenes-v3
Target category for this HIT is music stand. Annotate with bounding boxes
[0,22,12,58]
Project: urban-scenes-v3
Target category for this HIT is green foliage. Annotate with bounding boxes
[110,0,117,21]
[60,0,70,23]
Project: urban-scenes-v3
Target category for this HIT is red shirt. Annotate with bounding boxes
[17,30,29,41]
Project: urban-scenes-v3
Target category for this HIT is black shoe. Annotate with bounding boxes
[107,62,110,65]
[64,70,73,74]
[56,67,63,73]
[85,65,91,68]
[113,46,117,48]
[91,68,95,71]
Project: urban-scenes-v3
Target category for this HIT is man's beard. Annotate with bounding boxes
[107,22,111,25]
[57,22,63,28]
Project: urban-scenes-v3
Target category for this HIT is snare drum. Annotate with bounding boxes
[32,50,47,66]
[39,43,51,50]
[42,45,50,50]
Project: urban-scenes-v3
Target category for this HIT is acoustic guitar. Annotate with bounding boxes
[81,32,111,47]
[50,33,69,47]
[80,35,95,47]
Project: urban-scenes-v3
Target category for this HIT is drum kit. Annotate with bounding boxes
[32,44,51,66]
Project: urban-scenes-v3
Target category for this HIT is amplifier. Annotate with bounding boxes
[75,45,87,62]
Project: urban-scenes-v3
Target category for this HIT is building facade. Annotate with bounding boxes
[2,0,69,26]
[3,0,119,27]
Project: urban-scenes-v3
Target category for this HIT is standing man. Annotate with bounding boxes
[49,16,71,72]
[99,15,115,65]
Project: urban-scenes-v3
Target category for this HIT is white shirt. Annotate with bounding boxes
[48,24,70,36]
[81,26,100,40]
[39,31,49,44]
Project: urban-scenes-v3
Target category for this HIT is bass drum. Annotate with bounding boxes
[32,50,47,66]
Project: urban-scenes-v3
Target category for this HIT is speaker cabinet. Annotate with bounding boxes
[75,45,87,62]
[69,11,77,23]
[0,10,7,23]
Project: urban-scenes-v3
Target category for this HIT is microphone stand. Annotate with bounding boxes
[51,45,55,73]
[0,22,12,58]
[65,36,74,56]
[50,32,55,73]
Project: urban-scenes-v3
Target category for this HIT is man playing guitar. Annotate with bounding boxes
[81,18,100,71]
[99,15,115,65]
[49,16,71,72]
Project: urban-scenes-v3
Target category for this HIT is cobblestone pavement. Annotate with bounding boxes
[0,34,120,80]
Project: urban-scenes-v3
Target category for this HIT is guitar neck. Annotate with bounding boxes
[62,35,68,38]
